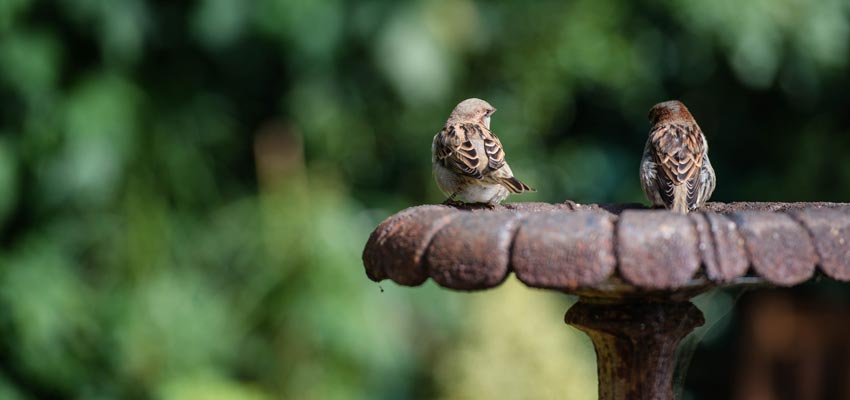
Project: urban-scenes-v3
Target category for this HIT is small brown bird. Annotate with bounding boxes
[640,100,715,214]
[432,98,534,206]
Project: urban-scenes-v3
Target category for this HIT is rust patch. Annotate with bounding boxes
[691,213,750,282]
[512,211,616,290]
[362,205,460,285]
[565,301,704,400]
[425,211,520,290]
[731,212,816,286]
[617,210,700,289]
[792,208,850,281]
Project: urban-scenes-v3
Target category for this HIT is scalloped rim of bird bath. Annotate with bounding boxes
[363,201,850,296]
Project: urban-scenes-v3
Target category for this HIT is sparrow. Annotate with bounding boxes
[432,98,534,207]
[640,100,716,214]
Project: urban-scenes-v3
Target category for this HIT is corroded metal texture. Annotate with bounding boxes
[362,202,850,294]
[512,211,615,290]
[618,211,699,289]
[362,205,459,285]
[565,301,705,400]
[792,208,850,281]
[731,212,816,286]
[692,213,749,283]
[427,212,520,290]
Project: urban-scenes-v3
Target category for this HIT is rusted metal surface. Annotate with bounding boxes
[362,202,850,294]
[731,212,817,286]
[792,208,850,281]
[427,211,520,290]
[701,202,850,214]
[362,205,459,285]
[618,211,700,289]
[565,301,705,400]
[502,202,577,213]
[512,211,615,290]
[693,213,749,283]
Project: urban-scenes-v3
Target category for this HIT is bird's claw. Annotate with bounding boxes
[442,198,464,207]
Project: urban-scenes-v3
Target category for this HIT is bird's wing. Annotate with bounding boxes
[434,123,484,179]
[649,123,706,208]
[478,124,506,171]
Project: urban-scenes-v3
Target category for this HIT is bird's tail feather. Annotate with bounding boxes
[672,185,689,214]
[501,177,535,194]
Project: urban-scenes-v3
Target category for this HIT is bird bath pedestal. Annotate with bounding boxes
[362,202,850,400]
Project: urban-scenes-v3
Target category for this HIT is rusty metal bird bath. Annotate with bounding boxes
[362,202,850,399]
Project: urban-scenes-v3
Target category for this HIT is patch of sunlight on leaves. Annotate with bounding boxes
[436,277,597,400]
[158,374,271,400]
[0,240,94,392]
[44,74,139,207]
[288,78,375,168]
[729,26,781,89]
[0,30,61,99]
[98,0,149,65]
[191,0,248,49]
[253,0,343,62]
[667,0,850,88]
[376,4,454,105]
[793,0,850,68]
[423,0,486,53]
[557,0,629,82]
[116,269,239,386]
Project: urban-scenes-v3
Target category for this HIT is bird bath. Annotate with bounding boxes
[362,202,850,400]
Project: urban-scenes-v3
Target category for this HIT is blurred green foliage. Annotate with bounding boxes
[0,0,848,399]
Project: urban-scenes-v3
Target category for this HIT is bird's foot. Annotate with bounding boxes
[442,198,465,207]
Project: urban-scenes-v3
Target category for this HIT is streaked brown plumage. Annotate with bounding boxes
[640,100,715,214]
[432,98,534,206]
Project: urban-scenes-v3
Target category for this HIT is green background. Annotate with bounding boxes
[0,0,849,398]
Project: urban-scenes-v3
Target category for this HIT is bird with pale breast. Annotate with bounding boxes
[432,98,534,207]
[640,100,716,214]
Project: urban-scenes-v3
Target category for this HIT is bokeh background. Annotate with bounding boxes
[1,0,849,399]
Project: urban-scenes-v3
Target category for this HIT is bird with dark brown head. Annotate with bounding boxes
[648,100,691,125]
[640,100,715,214]
[432,98,534,207]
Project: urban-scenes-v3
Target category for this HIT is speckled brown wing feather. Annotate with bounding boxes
[649,122,705,208]
[435,122,506,179]
[434,123,483,179]
[477,124,506,171]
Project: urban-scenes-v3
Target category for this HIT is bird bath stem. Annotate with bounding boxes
[566,300,704,400]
